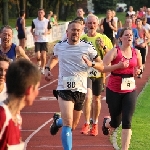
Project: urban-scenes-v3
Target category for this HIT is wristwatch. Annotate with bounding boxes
[45,66,50,71]
[103,45,107,50]
[92,61,95,67]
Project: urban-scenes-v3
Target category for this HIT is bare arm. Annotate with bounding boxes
[46,54,59,70]
[15,46,30,61]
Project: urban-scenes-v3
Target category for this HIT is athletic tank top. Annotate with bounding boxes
[107,46,137,93]
[16,18,24,34]
[0,43,16,61]
[103,18,113,37]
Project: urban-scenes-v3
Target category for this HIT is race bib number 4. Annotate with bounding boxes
[121,77,135,90]
[63,76,82,90]
[88,67,101,77]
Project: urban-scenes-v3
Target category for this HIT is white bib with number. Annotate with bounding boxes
[7,142,25,150]
[121,77,135,90]
[63,76,83,90]
[35,29,45,36]
[137,38,144,45]
[88,67,101,77]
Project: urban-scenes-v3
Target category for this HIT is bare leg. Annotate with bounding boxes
[121,129,132,150]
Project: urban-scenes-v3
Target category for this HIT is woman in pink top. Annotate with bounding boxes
[82,27,142,150]
[103,27,142,150]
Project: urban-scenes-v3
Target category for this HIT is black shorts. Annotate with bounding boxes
[57,90,85,111]
[18,32,25,39]
[87,77,103,96]
[35,42,48,52]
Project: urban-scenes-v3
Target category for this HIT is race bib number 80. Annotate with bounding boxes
[63,76,82,89]
[121,77,135,90]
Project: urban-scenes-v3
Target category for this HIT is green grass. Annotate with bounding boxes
[116,80,150,150]
[0,12,126,28]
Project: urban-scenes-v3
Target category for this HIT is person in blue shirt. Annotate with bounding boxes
[116,18,139,47]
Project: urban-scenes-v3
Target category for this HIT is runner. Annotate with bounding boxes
[16,10,26,50]
[0,59,41,149]
[83,27,142,150]
[45,20,103,150]
[100,9,117,45]
[0,25,30,61]
[31,8,51,74]
[0,54,10,102]
[80,14,113,136]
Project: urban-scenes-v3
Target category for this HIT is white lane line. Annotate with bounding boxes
[32,144,112,148]
[24,118,53,149]
[38,79,58,90]
[22,112,56,114]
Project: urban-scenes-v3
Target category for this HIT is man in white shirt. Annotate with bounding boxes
[127,6,135,17]
[45,20,104,150]
[31,8,51,74]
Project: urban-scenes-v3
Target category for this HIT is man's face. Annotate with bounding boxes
[0,61,9,85]
[38,10,45,19]
[25,82,40,106]
[77,9,84,17]
[67,23,82,43]
[125,19,132,28]
[1,28,13,47]
[86,16,98,33]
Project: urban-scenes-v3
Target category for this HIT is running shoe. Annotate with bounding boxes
[90,124,98,136]
[102,116,110,135]
[50,113,61,135]
[80,123,90,135]
[137,74,142,78]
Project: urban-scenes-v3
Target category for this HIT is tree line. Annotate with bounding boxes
[0,0,150,25]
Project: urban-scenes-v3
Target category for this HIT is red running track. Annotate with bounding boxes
[21,52,150,150]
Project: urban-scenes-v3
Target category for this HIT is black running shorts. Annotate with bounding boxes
[35,42,48,52]
[57,90,85,111]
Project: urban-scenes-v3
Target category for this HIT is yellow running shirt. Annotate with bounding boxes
[81,33,113,59]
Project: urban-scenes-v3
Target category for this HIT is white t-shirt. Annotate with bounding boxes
[0,83,7,102]
[54,40,98,93]
[32,17,50,42]
[127,11,135,16]
[143,23,150,31]
[113,17,118,37]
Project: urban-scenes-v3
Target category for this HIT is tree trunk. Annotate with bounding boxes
[20,0,26,11]
[55,0,60,19]
[40,0,43,8]
[2,0,9,25]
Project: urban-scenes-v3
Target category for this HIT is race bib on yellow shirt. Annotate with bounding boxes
[121,77,135,90]
[7,142,25,150]
[88,67,101,77]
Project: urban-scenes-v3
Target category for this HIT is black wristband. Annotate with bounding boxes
[45,66,50,71]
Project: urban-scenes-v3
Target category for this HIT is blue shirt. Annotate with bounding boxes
[0,43,16,61]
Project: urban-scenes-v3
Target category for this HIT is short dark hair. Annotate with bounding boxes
[20,10,25,17]
[0,54,10,63]
[6,59,41,98]
[74,17,85,24]
[38,8,45,11]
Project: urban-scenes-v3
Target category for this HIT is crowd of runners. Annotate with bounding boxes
[0,4,150,150]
